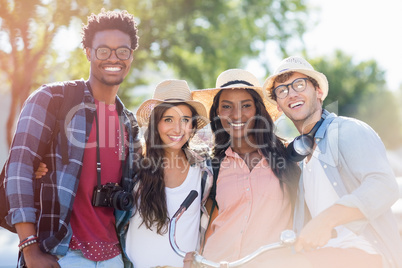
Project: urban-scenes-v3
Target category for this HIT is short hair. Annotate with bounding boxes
[81,9,139,50]
[270,71,319,101]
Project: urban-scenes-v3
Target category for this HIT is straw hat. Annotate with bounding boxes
[191,69,282,122]
[136,79,209,129]
[262,56,329,104]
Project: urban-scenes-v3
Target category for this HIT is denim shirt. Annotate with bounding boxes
[293,110,402,268]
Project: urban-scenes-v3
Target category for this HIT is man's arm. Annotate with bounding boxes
[6,86,57,226]
[296,118,398,251]
[15,223,60,268]
[295,204,364,251]
[334,118,398,219]
[5,87,60,267]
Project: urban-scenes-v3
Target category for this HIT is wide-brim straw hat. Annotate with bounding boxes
[191,69,282,122]
[136,79,209,129]
[262,56,329,104]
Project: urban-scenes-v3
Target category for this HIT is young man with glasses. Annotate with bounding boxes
[5,10,140,268]
[254,56,402,268]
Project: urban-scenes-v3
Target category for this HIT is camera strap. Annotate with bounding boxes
[94,111,102,188]
[85,80,103,188]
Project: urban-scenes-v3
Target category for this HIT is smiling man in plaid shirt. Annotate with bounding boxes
[5,10,141,268]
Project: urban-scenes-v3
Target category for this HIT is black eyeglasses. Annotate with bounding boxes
[93,47,133,60]
[273,78,309,99]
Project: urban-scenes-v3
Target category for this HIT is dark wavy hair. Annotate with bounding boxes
[134,102,199,235]
[81,9,139,50]
[209,88,300,205]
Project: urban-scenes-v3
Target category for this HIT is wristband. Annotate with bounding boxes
[18,235,38,252]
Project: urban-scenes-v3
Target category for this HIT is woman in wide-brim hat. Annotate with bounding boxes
[125,79,213,268]
[192,69,282,122]
[136,79,209,129]
[187,69,300,265]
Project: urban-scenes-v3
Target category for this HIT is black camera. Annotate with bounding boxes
[92,182,133,211]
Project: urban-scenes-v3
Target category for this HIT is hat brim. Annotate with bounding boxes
[262,69,329,105]
[192,86,282,122]
[136,99,210,129]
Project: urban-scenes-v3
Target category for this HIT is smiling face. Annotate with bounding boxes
[275,72,323,129]
[157,104,195,152]
[86,29,133,87]
[217,88,257,141]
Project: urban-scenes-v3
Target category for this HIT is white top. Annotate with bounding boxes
[126,165,202,268]
[303,151,378,254]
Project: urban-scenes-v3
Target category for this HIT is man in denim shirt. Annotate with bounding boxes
[5,10,140,268]
[258,56,402,268]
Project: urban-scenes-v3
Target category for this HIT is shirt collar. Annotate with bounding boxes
[225,147,262,159]
[315,109,337,141]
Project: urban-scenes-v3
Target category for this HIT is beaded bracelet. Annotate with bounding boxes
[18,235,38,252]
[18,235,37,247]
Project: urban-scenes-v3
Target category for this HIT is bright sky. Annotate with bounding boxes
[304,0,402,90]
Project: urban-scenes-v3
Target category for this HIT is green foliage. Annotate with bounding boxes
[357,90,402,149]
[107,0,310,89]
[311,51,402,148]
[312,50,386,115]
[0,0,311,113]
[62,48,90,81]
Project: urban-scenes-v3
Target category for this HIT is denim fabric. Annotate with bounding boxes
[293,111,402,268]
[58,249,124,268]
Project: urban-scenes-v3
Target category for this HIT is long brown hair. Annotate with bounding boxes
[134,102,199,234]
[209,88,300,205]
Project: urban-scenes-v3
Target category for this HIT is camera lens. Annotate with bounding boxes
[111,191,134,211]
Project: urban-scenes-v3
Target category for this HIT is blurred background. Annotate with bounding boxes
[1,0,402,267]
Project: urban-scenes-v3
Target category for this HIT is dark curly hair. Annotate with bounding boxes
[81,9,139,50]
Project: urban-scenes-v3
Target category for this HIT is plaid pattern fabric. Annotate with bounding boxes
[5,80,140,265]
[198,159,213,251]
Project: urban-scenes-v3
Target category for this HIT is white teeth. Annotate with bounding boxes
[104,66,121,72]
[290,101,304,108]
[169,135,183,141]
[230,122,245,127]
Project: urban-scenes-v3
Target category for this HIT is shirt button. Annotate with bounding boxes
[324,165,327,168]
[246,188,250,191]
[333,182,337,186]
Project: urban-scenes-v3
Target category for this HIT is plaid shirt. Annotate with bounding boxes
[5,80,140,267]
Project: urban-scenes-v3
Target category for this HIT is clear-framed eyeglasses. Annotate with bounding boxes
[93,46,133,61]
[273,78,309,99]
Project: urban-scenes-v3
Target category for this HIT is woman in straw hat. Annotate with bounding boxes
[124,79,212,268]
[185,69,300,265]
